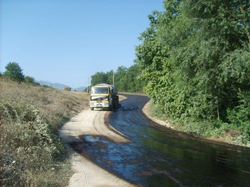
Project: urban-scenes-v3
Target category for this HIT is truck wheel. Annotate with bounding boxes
[114,101,117,109]
[91,107,94,111]
[109,105,113,111]
[109,101,114,111]
[115,96,119,109]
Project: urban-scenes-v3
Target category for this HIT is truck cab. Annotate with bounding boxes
[89,84,119,111]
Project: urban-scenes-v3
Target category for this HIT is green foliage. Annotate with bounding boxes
[3,62,25,83]
[91,71,109,86]
[42,84,50,88]
[1,101,64,186]
[91,64,145,92]
[226,90,250,135]
[24,76,35,84]
[114,66,128,91]
[135,0,250,145]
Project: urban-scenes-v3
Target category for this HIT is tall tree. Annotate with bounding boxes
[115,66,128,91]
[3,62,25,83]
[91,72,108,86]
[135,0,250,125]
[106,70,115,85]
[90,65,145,93]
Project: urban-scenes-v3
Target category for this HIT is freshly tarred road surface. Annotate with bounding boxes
[72,94,250,186]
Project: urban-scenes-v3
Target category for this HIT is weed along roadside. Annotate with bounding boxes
[1,78,89,186]
[143,100,250,148]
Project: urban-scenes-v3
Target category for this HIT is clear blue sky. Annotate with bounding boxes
[1,0,164,88]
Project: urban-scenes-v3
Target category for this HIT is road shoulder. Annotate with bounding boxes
[142,100,175,129]
[59,108,135,187]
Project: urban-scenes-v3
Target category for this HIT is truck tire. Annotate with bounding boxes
[109,104,114,111]
[116,96,119,108]
[91,107,94,111]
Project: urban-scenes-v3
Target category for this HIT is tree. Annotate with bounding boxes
[127,64,145,92]
[91,72,108,86]
[115,66,128,91]
[106,70,115,85]
[3,62,25,83]
[135,0,250,129]
[90,65,145,93]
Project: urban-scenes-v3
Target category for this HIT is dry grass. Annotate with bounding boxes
[1,78,89,132]
[0,78,89,186]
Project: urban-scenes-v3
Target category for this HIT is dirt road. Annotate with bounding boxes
[59,96,135,187]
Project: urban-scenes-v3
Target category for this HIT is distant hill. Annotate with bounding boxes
[38,81,68,90]
[37,81,85,91]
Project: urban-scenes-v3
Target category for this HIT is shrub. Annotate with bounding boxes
[63,86,71,91]
[1,101,64,186]
[24,76,35,84]
[227,91,250,134]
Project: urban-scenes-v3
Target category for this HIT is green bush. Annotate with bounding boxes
[227,91,250,133]
[1,101,64,186]
[24,76,35,84]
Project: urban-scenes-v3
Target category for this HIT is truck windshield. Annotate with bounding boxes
[92,87,108,94]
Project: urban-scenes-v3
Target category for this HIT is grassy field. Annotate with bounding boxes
[1,78,89,186]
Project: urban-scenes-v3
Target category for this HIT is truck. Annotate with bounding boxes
[89,83,119,111]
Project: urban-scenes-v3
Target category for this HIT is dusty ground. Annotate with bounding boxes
[59,95,136,187]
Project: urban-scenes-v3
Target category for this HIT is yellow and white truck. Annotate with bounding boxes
[89,83,119,111]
